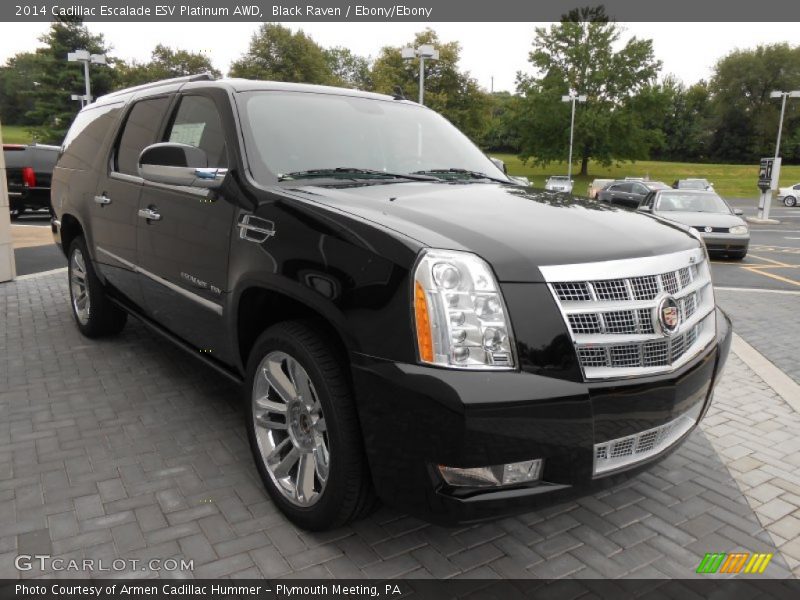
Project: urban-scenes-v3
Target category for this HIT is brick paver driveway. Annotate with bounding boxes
[0,272,796,579]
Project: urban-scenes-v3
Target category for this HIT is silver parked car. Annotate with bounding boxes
[638,190,749,259]
[545,175,573,193]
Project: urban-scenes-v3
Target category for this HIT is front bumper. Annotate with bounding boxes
[352,307,731,524]
[700,232,749,254]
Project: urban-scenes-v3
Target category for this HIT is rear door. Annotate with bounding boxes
[91,95,173,307]
[136,92,236,354]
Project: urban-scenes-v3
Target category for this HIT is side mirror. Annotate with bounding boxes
[138,143,227,189]
[638,205,651,212]
[489,156,507,174]
[734,208,743,216]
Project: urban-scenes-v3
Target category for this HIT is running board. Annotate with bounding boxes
[107,296,244,385]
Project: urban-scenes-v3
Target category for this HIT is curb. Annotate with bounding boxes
[13,267,67,280]
[731,332,800,413]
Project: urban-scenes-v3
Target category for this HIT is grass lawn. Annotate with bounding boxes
[1,124,36,145]
[492,153,800,200]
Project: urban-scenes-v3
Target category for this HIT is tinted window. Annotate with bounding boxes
[165,95,227,167]
[632,183,648,194]
[60,103,122,171]
[793,184,800,190]
[115,97,171,176]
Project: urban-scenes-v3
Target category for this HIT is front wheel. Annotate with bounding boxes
[245,321,374,530]
[67,236,127,337]
[784,196,797,207]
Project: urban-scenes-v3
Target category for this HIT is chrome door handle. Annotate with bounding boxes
[137,208,161,221]
[93,194,111,205]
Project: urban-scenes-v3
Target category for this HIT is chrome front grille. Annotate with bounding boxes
[593,403,703,475]
[541,248,716,380]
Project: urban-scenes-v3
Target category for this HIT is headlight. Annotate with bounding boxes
[729,225,748,235]
[413,249,515,369]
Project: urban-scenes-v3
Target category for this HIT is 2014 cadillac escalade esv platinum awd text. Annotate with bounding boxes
[51,74,732,530]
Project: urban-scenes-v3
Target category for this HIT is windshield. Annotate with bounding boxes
[678,180,709,189]
[238,91,509,184]
[656,193,731,213]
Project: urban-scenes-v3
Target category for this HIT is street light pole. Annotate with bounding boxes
[67,50,107,105]
[761,90,800,220]
[561,91,587,183]
[401,45,439,106]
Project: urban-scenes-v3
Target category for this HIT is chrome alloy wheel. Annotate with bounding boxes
[252,351,330,506]
[69,248,91,325]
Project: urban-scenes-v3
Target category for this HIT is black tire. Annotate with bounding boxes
[785,196,797,207]
[244,320,375,530]
[67,236,127,338]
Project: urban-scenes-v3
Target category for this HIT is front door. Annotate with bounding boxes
[136,93,236,358]
[91,95,172,308]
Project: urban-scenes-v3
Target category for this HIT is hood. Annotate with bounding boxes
[286,182,700,282]
[655,211,745,229]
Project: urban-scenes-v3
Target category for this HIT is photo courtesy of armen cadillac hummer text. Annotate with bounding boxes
[51,73,732,530]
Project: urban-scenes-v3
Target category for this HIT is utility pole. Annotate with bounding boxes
[561,91,587,183]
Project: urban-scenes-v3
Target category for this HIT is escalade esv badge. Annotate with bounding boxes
[655,295,681,335]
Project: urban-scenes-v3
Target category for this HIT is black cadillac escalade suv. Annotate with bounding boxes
[51,74,732,530]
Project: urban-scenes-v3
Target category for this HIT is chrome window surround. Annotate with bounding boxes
[540,247,716,380]
[593,402,703,476]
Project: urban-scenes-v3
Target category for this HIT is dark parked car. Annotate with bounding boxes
[639,190,749,259]
[597,179,670,208]
[51,75,732,530]
[3,143,59,218]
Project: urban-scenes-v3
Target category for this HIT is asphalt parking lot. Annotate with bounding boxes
[2,195,799,581]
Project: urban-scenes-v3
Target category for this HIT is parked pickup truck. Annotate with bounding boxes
[51,74,732,530]
[3,143,59,218]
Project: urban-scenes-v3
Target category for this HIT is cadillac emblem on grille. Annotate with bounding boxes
[655,294,680,335]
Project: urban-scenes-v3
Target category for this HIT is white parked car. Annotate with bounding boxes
[778,183,800,207]
[545,175,574,193]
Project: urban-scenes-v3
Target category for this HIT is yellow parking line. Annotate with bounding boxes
[742,267,800,287]
[747,253,792,267]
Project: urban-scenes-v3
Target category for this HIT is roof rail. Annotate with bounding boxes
[101,72,216,100]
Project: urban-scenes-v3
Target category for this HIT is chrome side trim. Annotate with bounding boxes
[96,246,223,315]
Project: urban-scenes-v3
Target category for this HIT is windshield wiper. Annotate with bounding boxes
[411,168,510,184]
[278,167,438,182]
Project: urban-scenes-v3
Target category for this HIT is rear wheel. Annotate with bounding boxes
[67,236,127,337]
[784,196,797,207]
[245,321,374,530]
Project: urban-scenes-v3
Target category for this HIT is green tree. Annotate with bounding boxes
[28,20,115,143]
[481,92,523,152]
[370,29,490,143]
[514,7,661,175]
[324,46,372,90]
[708,44,800,163]
[229,23,335,84]
[115,45,221,88]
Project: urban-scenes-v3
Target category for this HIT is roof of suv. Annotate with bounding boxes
[96,73,400,106]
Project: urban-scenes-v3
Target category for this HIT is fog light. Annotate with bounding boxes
[438,459,543,487]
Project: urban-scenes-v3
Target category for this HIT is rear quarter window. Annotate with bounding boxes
[59,103,123,171]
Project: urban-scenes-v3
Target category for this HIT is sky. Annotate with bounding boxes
[0,21,797,93]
